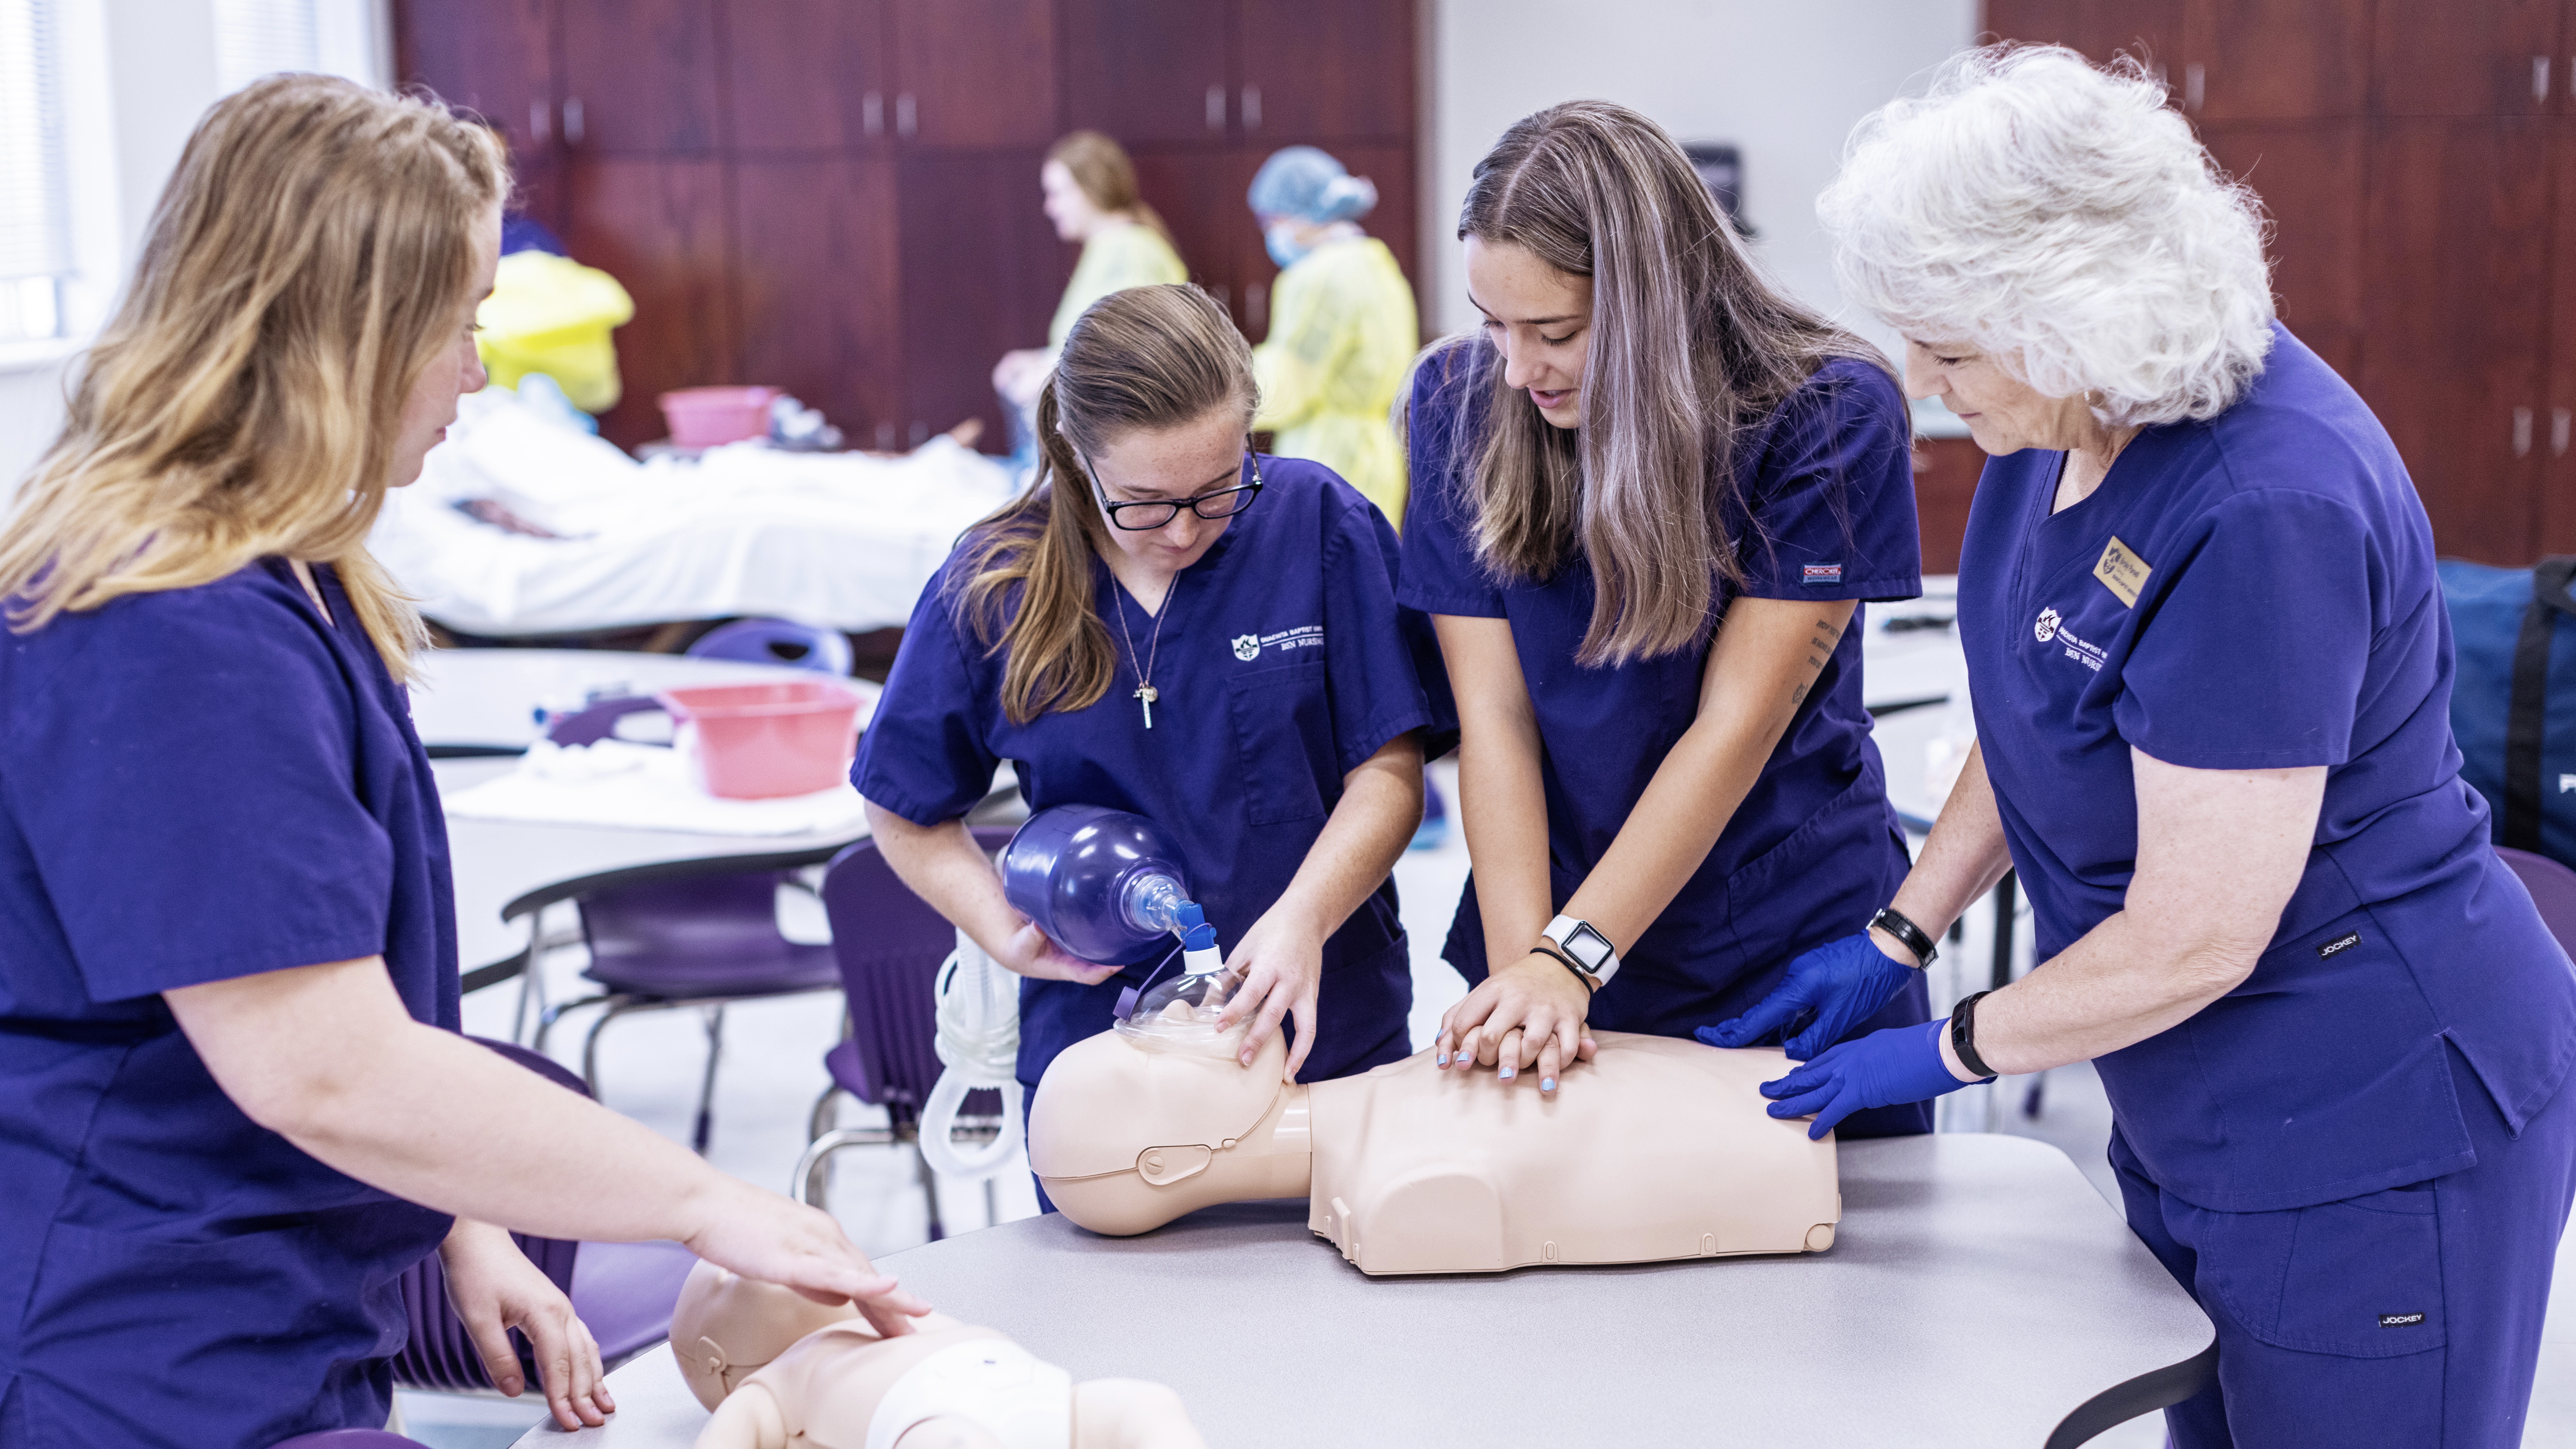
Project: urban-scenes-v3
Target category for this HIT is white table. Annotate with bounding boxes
[411,647,839,755]
[512,1135,2212,1449]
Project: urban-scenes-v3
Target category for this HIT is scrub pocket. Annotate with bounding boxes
[1225,661,1334,825]
[2182,1183,2448,1358]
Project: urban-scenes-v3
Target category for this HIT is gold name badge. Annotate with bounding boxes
[2094,536,2152,607]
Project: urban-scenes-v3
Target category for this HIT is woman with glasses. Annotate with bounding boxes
[858,285,1441,1158]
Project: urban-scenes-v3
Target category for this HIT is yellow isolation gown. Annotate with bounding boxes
[1251,236,1419,526]
[1048,222,1189,347]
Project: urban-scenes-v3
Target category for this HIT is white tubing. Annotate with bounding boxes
[917,929,1025,1180]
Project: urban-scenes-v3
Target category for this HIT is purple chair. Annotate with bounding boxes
[391,1040,699,1396]
[271,1434,430,1449]
[689,617,854,676]
[795,830,1016,1238]
[2499,845,2576,956]
[532,863,843,1153]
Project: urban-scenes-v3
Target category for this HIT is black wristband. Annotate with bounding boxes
[1529,942,1598,994]
[1948,990,1998,1081]
[1870,906,1939,967]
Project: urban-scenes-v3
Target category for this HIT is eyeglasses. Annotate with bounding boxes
[1087,448,1264,531]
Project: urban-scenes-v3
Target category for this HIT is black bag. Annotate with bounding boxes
[2440,556,2576,866]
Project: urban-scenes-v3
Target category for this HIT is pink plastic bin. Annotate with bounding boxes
[655,680,865,799]
[658,386,780,449]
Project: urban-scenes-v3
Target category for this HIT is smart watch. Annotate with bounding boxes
[1541,915,1621,990]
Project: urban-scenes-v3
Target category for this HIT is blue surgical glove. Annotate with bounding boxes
[1759,1021,1983,1140]
[1695,931,1916,1060]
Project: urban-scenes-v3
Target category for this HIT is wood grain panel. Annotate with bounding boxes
[1912,436,1985,576]
[2360,120,2550,564]
[395,0,562,232]
[560,0,720,153]
[2541,118,2576,551]
[1127,147,1262,329]
[726,0,887,153]
[2198,120,2367,383]
[2373,0,2560,117]
[562,158,738,448]
[2185,0,2370,120]
[897,149,1066,446]
[1062,0,1231,146]
[1239,0,1415,143]
[734,158,902,450]
[889,0,1058,149]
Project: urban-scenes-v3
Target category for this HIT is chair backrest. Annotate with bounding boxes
[819,829,1016,1113]
[578,869,797,975]
[390,1038,583,1394]
[2499,845,2576,958]
[689,617,854,676]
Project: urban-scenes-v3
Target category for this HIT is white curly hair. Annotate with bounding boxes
[1817,45,2275,426]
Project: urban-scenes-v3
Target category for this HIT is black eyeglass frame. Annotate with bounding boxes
[1085,446,1265,532]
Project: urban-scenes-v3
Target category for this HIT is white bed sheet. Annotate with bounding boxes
[372,388,1019,637]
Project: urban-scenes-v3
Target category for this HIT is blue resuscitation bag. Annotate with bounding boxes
[2440,557,2576,867]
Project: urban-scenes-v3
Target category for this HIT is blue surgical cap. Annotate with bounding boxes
[1247,146,1378,224]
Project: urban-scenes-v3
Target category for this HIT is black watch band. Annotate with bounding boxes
[1530,941,1598,994]
[1949,990,1999,1081]
[1870,906,1939,967]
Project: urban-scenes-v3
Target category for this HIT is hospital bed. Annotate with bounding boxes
[371,386,1020,640]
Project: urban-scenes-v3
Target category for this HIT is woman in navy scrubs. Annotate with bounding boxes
[1403,100,1932,1114]
[0,78,923,1449]
[1759,48,2576,1445]
[858,284,1436,1108]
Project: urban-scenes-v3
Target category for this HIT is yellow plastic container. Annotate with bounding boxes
[473,251,636,414]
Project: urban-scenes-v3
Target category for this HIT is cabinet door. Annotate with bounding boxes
[1982,0,2181,69]
[1063,0,1232,146]
[2183,0,2369,121]
[2374,0,2560,117]
[2541,119,2576,551]
[2197,121,2367,382]
[735,159,902,451]
[1129,148,1263,330]
[1238,0,1415,144]
[2361,120,2551,564]
[896,150,1069,446]
[562,159,738,448]
[728,0,889,154]
[559,0,721,153]
[888,0,1057,149]
[394,0,561,229]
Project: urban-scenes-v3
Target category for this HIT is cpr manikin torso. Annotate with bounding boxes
[671,1264,1206,1449]
[1026,1001,1841,1275]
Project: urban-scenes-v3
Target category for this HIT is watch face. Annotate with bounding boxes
[1565,924,1613,970]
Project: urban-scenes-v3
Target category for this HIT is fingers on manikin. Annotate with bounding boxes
[1535,1032,1563,1093]
[1494,1026,1526,1080]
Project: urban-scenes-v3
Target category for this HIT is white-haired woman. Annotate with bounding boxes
[1725,46,2576,1445]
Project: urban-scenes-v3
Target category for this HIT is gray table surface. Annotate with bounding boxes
[513,1134,2210,1448]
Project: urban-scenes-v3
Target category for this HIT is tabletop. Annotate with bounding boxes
[410,647,846,754]
[512,1134,2212,1449]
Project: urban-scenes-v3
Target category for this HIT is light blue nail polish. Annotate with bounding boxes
[1499,1065,1514,1079]
[1436,1051,1449,1066]
[1541,1077,1556,1091]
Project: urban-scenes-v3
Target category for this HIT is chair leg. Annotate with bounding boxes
[580,997,650,1098]
[809,1085,846,1143]
[983,1176,999,1229]
[791,1124,896,1210]
[912,1131,946,1243]
[691,1005,727,1155]
[535,991,612,1054]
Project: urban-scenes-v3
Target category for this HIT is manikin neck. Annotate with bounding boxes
[1199,1080,1313,1201]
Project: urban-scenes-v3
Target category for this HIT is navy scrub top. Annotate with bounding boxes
[1399,346,1927,1041]
[1959,324,2576,1213]
[0,560,457,1448]
[855,457,1445,1090]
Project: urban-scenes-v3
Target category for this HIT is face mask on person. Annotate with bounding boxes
[1265,221,1312,270]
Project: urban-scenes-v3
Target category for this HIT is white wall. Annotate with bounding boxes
[1420,0,1978,360]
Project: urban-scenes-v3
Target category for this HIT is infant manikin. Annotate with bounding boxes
[1027,976,1841,1274]
[671,1263,1208,1449]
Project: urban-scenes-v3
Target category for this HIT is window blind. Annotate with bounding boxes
[214,0,319,95]
[0,0,68,342]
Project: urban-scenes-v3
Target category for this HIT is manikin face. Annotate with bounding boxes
[389,203,500,489]
[1041,161,1107,243]
[1077,404,1250,578]
[1902,337,2096,456]
[1463,235,1593,430]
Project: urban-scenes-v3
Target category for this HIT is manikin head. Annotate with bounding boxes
[672,1262,864,1411]
[1028,1023,1308,1235]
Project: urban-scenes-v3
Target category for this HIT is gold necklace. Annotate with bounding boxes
[1112,578,1170,729]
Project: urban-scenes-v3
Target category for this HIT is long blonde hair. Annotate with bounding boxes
[1446,100,1881,666]
[0,74,504,681]
[951,285,1254,724]
[1047,130,1174,245]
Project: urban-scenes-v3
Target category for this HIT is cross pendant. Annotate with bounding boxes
[1135,683,1158,729]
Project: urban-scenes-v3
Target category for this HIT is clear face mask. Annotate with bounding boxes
[1113,904,1244,1049]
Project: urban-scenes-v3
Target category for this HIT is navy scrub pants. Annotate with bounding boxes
[2113,1045,2576,1448]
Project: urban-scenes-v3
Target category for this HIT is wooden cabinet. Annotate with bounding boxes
[2543,117,2576,552]
[558,0,721,154]
[1911,436,1985,576]
[2196,121,2368,382]
[897,149,1070,444]
[2185,0,2370,120]
[560,159,738,445]
[2373,0,2561,117]
[1062,0,1231,145]
[889,0,1057,148]
[734,159,901,449]
[1239,0,1415,144]
[727,0,889,153]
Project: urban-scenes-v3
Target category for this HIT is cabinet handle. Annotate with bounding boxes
[2554,408,2571,458]
[529,99,550,144]
[2182,64,2204,114]
[562,96,584,146]
[1212,283,1230,314]
[1206,84,1225,131]
[896,93,916,139]
[863,92,883,137]
[2515,406,2534,458]
[1241,85,1262,130]
[1248,282,1268,334]
[2536,57,2553,104]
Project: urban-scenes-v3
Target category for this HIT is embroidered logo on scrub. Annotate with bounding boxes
[2093,536,2153,607]
[2379,1313,2426,1328]
[2318,930,2362,959]
[2034,608,2107,672]
[1232,625,1324,662]
[1802,562,1843,587]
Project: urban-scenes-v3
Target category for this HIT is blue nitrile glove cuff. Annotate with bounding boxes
[1695,930,1917,1060]
[1757,1021,1980,1140]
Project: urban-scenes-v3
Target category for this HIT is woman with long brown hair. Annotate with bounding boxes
[1404,101,1934,1118]
[859,284,1437,1155]
[0,77,924,1449]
